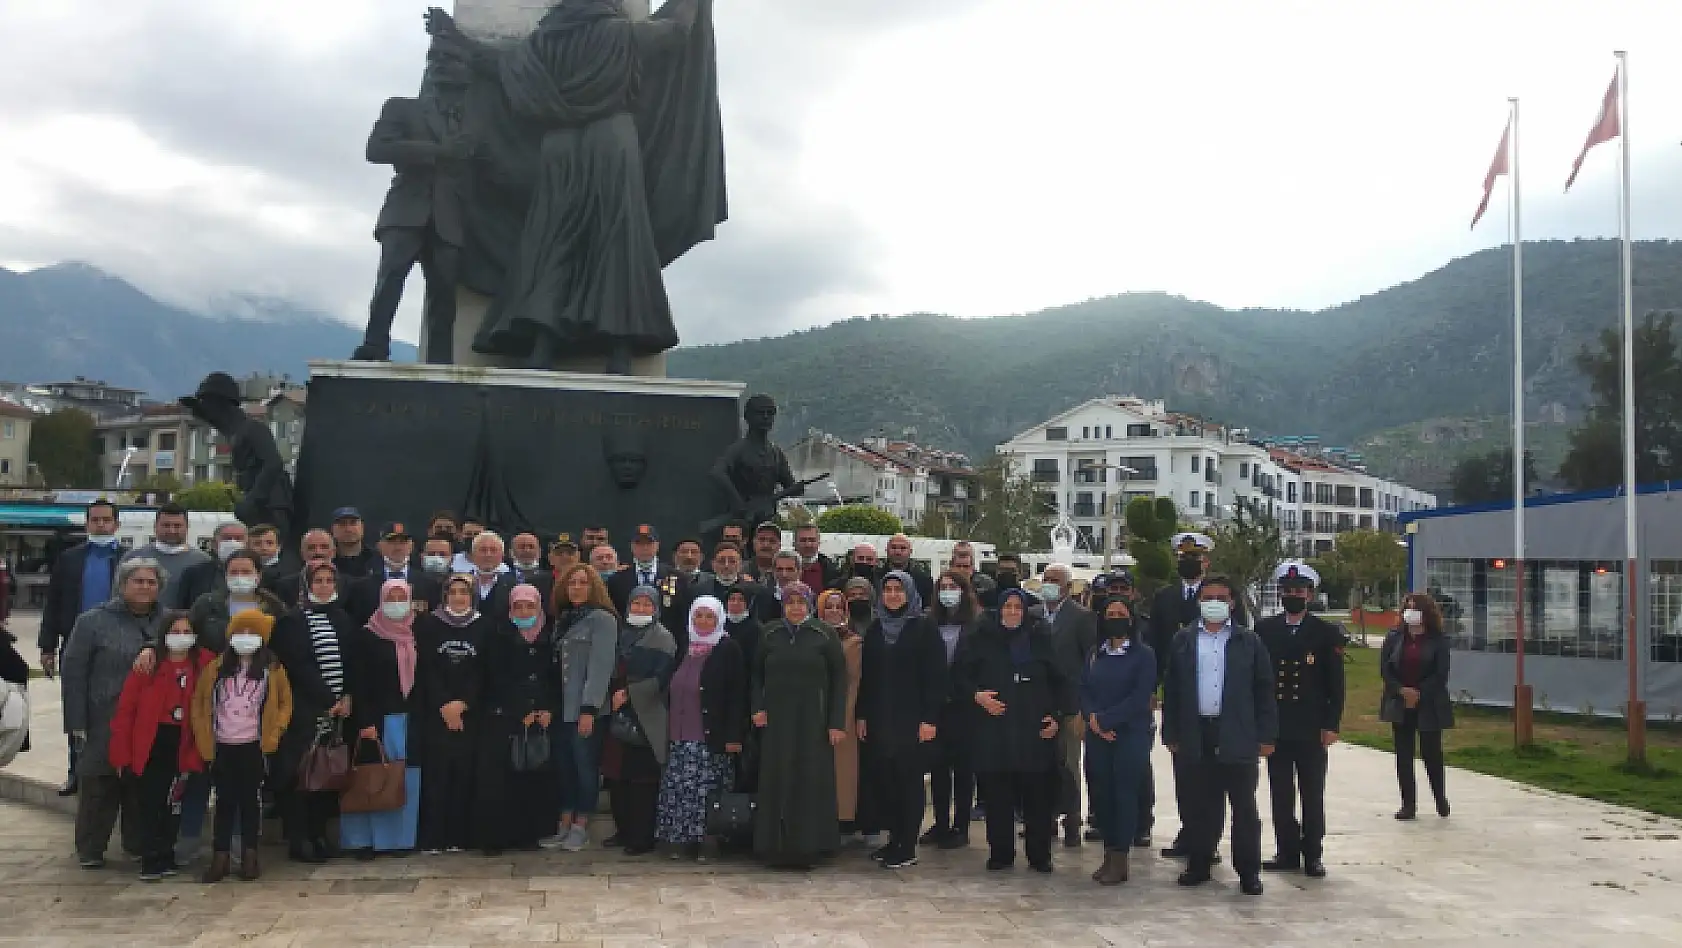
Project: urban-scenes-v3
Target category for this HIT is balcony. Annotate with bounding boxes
[1071,503,1098,518]
[1030,470,1060,484]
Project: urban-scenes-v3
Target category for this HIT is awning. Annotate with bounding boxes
[0,504,82,528]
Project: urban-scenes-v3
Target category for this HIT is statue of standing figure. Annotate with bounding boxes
[354,0,728,374]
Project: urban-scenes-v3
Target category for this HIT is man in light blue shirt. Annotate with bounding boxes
[1161,576,1278,897]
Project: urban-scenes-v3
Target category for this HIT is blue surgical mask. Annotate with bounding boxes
[88,534,120,547]
[1039,583,1061,603]
[512,615,539,630]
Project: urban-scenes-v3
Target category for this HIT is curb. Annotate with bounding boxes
[0,770,76,817]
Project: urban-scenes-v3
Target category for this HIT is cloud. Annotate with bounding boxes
[1,0,1679,351]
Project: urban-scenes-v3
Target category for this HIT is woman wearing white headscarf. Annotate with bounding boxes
[654,595,745,861]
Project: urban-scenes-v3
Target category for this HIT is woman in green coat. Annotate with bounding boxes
[750,582,847,868]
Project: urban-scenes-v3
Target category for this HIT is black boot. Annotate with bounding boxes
[604,342,633,376]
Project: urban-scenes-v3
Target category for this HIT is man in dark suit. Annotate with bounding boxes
[1039,563,1098,848]
[793,523,841,592]
[40,500,124,795]
[173,521,248,610]
[1255,562,1345,879]
[1161,576,1277,897]
[1153,532,1248,861]
[606,525,687,633]
[352,41,474,363]
[346,522,442,626]
[465,531,517,625]
[266,529,340,609]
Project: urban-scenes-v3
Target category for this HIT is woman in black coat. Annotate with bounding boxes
[269,561,355,863]
[953,587,1074,872]
[856,570,948,870]
[1380,592,1455,820]
[475,584,561,854]
[924,570,981,850]
[414,574,490,853]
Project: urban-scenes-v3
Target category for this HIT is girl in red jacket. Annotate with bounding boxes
[109,610,214,882]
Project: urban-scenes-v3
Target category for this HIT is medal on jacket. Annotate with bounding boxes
[1306,653,1316,665]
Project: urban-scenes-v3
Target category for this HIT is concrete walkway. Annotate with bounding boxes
[3,614,1681,946]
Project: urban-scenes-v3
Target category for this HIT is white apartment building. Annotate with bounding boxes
[997,396,1437,557]
[787,433,933,526]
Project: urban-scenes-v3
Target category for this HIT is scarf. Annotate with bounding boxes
[877,569,923,645]
[999,588,1034,666]
[433,575,480,629]
[366,578,417,697]
[687,595,726,655]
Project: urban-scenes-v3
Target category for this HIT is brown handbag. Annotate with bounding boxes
[339,737,407,813]
[298,719,352,793]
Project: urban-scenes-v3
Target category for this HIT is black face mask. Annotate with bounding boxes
[852,563,876,579]
[1177,557,1203,581]
[847,600,873,621]
[1281,594,1309,615]
[1100,616,1134,641]
[997,570,1019,589]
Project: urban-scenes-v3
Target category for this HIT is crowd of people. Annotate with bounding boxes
[4,501,1460,896]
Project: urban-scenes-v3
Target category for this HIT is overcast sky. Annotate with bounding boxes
[1,0,1679,346]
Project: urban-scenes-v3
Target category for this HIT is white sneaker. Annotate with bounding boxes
[422,849,443,856]
[446,846,465,854]
[560,825,589,852]
[538,834,567,850]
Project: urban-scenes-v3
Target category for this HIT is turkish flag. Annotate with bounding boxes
[1565,69,1620,192]
[1471,120,1510,230]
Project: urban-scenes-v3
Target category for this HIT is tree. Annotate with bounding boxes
[1559,310,1682,491]
[1448,447,1537,505]
[175,481,241,512]
[133,472,184,494]
[1208,499,1286,622]
[1326,529,1407,640]
[816,504,903,536]
[1124,496,1179,599]
[778,505,815,530]
[911,508,953,539]
[28,408,101,489]
[974,456,1047,554]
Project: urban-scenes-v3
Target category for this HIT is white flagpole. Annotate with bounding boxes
[1614,50,1645,761]
[1509,97,1531,743]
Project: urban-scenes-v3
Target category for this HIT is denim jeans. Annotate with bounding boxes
[555,719,603,817]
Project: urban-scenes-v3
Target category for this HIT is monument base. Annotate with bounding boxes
[419,286,670,378]
[292,361,743,545]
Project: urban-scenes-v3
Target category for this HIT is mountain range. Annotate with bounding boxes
[6,239,1681,491]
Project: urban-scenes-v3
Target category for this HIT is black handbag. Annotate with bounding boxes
[510,723,551,773]
[704,750,757,839]
[609,708,649,748]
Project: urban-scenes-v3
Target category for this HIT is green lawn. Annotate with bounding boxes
[1339,646,1682,819]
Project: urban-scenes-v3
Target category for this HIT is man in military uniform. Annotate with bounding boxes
[1255,561,1344,878]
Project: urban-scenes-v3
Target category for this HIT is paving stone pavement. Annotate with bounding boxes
[2,735,1681,948]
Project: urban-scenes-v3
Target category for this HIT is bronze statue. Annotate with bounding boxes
[180,373,295,540]
[352,41,476,363]
[419,0,727,374]
[705,394,825,534]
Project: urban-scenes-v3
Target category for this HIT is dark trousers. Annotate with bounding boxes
[1183,720,1262,878]
[74,772,141,861]
[1169,749,1196,849]
[870,746,928,855]
[126,725,183,873]
[420,731,477,851]
[282,789,336,850]
[929,733,972,834]
[1137,755,1156,837]
[1266,737,1328,862]
[607,779,659,851]
[1085,728,1153,852]
[977,769,1056,866]
[211,742,265,853]
[1392,709,1447,809]
[364,227,459,354]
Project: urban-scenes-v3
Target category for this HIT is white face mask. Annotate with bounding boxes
[726,611,748,623]
[87,533,120,547]
[229,633,262,656]
[381,601,412,621]
[1402,609,1424,627]
[262,554,280,567]
[423,555,450,574]
[218,540,244,561]
[1039,583,1062,603]
[308,591,337,605]
[626,613,654,628]
[226,576,258,595]
[386,558,409,572]
[937,589,962,608]
[154,542,188,555]
[515,559,540,570]
[1199,600,1232,624]
[444,604,473,618]
[164,632,196,652]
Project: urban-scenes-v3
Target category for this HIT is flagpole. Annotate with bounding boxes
[1614,50,1645,764]
[1509,96,1532,746]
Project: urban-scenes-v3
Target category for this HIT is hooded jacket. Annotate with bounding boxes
[190,610,294,760]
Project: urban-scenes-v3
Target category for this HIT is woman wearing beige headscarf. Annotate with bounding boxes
[823,582,870,837]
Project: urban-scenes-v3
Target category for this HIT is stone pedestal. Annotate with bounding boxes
[292,360,742,544]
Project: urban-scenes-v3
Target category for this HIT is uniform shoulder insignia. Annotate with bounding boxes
[1305,653,1315,665]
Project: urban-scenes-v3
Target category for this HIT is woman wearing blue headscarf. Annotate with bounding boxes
[855,570,947,870]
